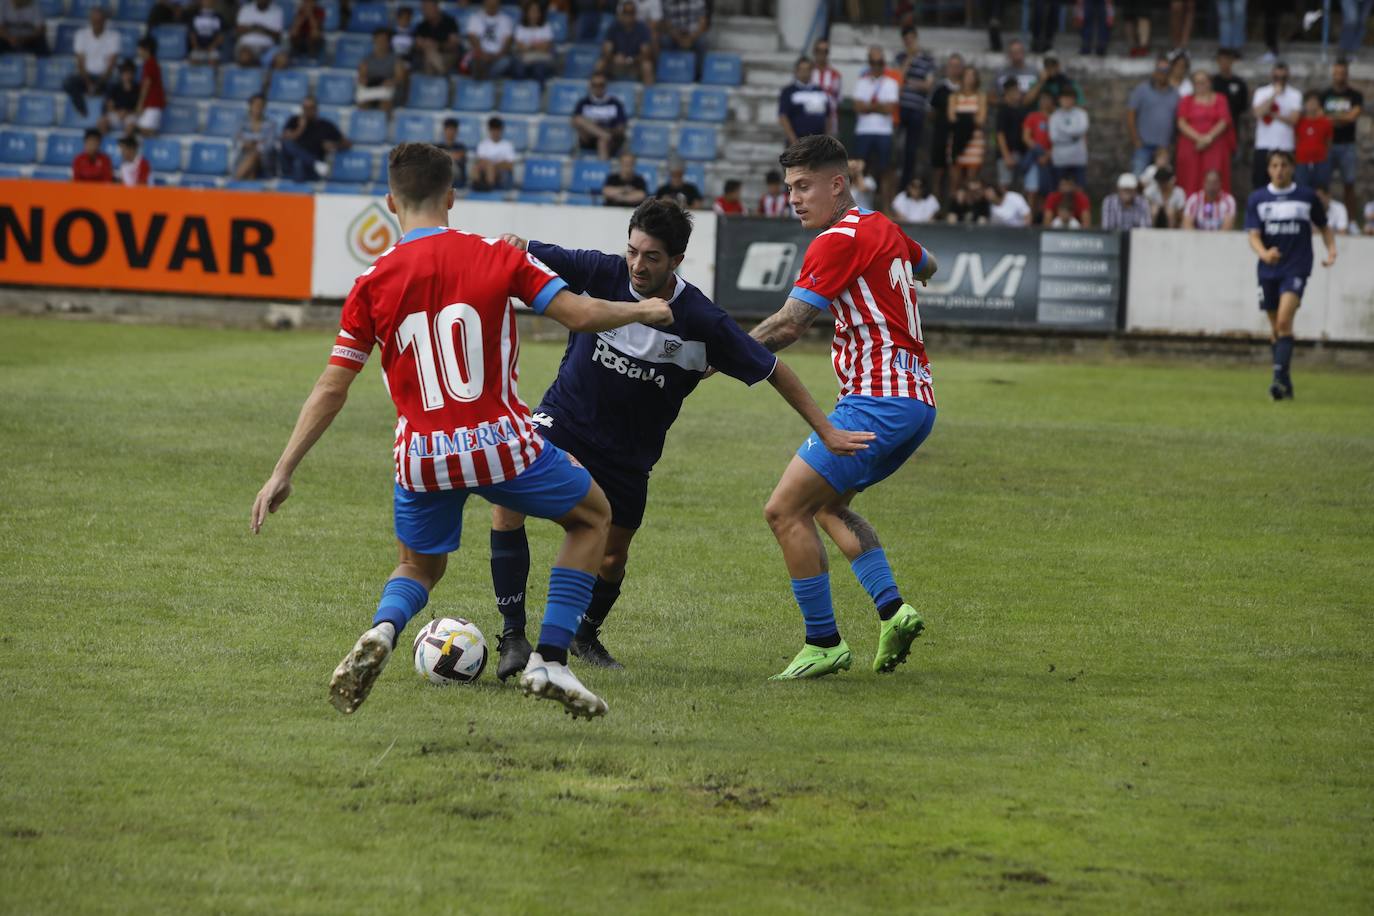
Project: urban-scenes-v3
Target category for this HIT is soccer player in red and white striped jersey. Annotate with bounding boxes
[251,143,672,718]
[748,134,939,681]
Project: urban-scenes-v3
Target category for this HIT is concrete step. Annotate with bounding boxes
[711,15,783,54]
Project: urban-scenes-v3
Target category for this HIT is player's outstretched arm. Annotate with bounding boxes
[749,297,819,353]
[250,365,357,534]
[768,360,875,456]
[915,249,939,284]
[542,288,673,333]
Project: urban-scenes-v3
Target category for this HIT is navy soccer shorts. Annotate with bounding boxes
[538,413,650,531]
[1258,275,1308,312]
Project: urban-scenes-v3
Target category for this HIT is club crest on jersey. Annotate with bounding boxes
[659,339,682,358]
[408,418,518,457]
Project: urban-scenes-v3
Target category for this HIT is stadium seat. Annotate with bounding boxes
[174,65,216,98]
[701,53,743,86]
[640,86,679,121]
[69,0,102,16]
[454,80,495,112]
[375,154,387,184]
[606,80,638,117]
[33,166,72,179]
[453,5,474,30]
[162,101,200,134]
[274,179,316,193]
[349,109,388,145]
[502,118,530,151]
[320,0,341,30]
[42,131,81,166]
[221,67,265,101]
[394,112,435,142]
[546,80,582,116]
[113,24,140,55]
[546,9,568,42]
[35,57,75,91]
[205,104,243,137]
[100,134,120,159]
[60,97,99,129]
[330,149,372,183]
[116,0,154,20]
[533,120,574,155]
[333,35,370,68]
[677,125,717,161]
[54,22,80,55]
[224,179,266,190]
[0,166,24,177]
[499,3,520,24]
[516,190,559,204]
[456,115,481,147]
[499,79,541,115]
[143,137,182,171]
[407,74,450,110]
[16,92,56,126]
[186,140,229,175]
[687,87,728,123]
[656,51,694,84]
[520,158,561,192]
[324,181,370,194]
[0,55,26,89]
[684,163,706,189]
[569,159,608,194]
[346,1,388,32]
[153,24,187,61]
[268,69,309,103]
[561,44,600,80]
[37,0,64,16]
[563,192,599,206]
[316,71,355,106]
[630,123,670,159]
[179,177,218,188]
[637,162,659,191]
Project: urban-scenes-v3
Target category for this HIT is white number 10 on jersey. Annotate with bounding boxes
[396,304,485,411]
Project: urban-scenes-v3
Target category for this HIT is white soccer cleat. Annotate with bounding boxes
[329,626,393,715]
[518,652,609,720]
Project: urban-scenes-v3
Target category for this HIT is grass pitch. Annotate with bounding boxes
[1,316,1371,914]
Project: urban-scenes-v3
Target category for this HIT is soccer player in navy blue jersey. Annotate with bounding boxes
[487,199,874,678]
[1245,150,1337,400]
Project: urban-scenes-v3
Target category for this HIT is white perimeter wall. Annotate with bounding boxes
[312,196,718,301]
[1126,229,1374,343]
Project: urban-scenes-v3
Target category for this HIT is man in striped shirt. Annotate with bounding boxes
[1183,169,1237,230]
[896,26,936,189]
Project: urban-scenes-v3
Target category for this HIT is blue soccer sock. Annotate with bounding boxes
[371,577,430,644]
[1274,335,1295,381]
[536,567,596,664]
[489,526,530,634]
[791,573,840,647]
[850,547,904,620]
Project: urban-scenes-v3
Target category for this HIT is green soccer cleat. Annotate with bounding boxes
[768,640,853,680]
[873,604,925,673]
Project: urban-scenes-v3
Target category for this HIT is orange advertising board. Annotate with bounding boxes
[0,180,314,299]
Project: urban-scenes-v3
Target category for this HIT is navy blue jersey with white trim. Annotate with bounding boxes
[1244,183,1327,279]
[530,241,778,474]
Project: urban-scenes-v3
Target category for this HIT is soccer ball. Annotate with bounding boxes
[412,617,488,685]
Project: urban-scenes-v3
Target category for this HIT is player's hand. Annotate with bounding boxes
[500,233,527,250]
[1323,248,1337,267]
[638,297,674,328]
[250,474,293,534]
[819,425,876,456]
[1261,247,1282,266]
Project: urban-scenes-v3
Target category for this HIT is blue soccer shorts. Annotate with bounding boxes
[1258,274,1308,312]
[798,395,936,496]
[393,443,592,554]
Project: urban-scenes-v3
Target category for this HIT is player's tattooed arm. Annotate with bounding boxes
[750,297,819,353]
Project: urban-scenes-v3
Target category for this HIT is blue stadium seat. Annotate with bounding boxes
[205,104,243,136]
[162,101,200,134]
[274,179,316,193]
[677,125,717,161]
[0,166,25,177]
[684,163,705,189]
[69,0,102,16]
[562,44,600,79]
[569,159,608,194]
[117,0,154,20]
[333,35,370,68]
[499,79,541,115]
[331,149,372,183]
[349,108,388,144]
[60,97,99,129]
[144,137,182,171]
[224,178,265,191]
[0,55,26,89]
[630,123,670,159]
[324,181,370,194]
[179,177,218,188]
[502,118,530,151]
[320,0,341,30]
[701,52,742,86]
[100,134,120,159]
[656,51,694,84]
[564,192,599,206]
[113,24,140,55]
[499,4,520,24]
[606,81,638,117]
[407,74,449,109]
[268,69,309,103]
[37,0,64,16]
[687,87,727,123]
[33,166,72,179]
[42,131,81,166]
[547,80,582,116]
[174,65,216,98]
[517,190,559,204]
[520,158,561,192]
[54,23,80,54]
[221,67,265,100]
[16,92,56,126]
[456,115,481,147]
[153,24,187,61]
[533,120,574,154]
[35,57,75,91]
[394,112,435,142]
[186,140,229,175]
[347,1,389,32]
[316,71,355,106]
[546,9,568,42]
[454,80,495,112]
[637,162,659,191]
[375,154,387,183]
[640,86,679,121]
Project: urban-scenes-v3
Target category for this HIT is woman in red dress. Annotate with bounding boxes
[1175,69,1234,196]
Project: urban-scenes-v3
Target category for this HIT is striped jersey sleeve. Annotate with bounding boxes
[788,225,857,310]
[328,278,375,372]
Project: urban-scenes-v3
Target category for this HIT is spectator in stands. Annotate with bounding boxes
[1127,56,1179,175]
[572,0,610,44]
[467,0,515,79]
[100,61,139,134]
[391,7,415,58]
[1166,49,1192,96]
[853,46,900,191]
[473,115,515,190]
[810,38,841,132]
[1322,59,1363,233]
[890,176,939,222]
[758,169,790,217]
[654,158,703,208]
[849,157,876,209]
[146,0,186,30]
[1048,85,1088,188]
[1028,0,1060,54]
[1294,91,1333,190]
[439,117,468,188]
[413,0,460,76]
[357,28,406,113]
[1213,47,1248,142]
[601,151,648,206]
[1050,198,1081,228]
[714,179,746,216]
[928,52,963,201]
[633,0,663,42]
[896,26,935,190]
[1215,0,1245,53]
[64,8,123,118]
[288,0,325,60]
[1251,61,1300,190]
[279,96,347,181]
[1183,168,1237,229]
[995,38,1037,96]
[945,178,990,224]
[187,0,227,66]
[116,134,151,186]
[1080,0,1110,56]
[599,1,654,85]
[235,0,285,68]
[573,73,627,159]
[1101,172,1153,229]
[1020,87,1054,208]
[1024,52,1077,108]
[777,57,831,147]
[232,93,278,179]
[512,1,555,83]
[1169,0,1195,52]
[0,0,48,55]
[72,128,113,182]
[986,182,1033,226]
[1314,186,1353,235]
[948,66,987,187]
[1043,174,1091,226]
[1123,0,1152,57]
[1365,201,1374,235]
[1146,165,1185,226]
[660,0,709,81]
[1176,69,1234,195]
[130,36,165,137]
[995,77,1030,190]
[1338,0,1374,55]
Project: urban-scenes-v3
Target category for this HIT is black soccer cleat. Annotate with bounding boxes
[495,630,532,682]
[1269,380,1286,401]
[570,625,625,670]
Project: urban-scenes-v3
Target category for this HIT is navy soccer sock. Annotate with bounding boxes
[792,573,840,647]
[850,548,904,620]
[371,577,430,644]
[580,576,622,632]
[535,567,596,665]
[1274,335,1295,382]
[490,526,530,634]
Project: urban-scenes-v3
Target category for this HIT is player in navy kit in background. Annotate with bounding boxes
[487,199,874,678]
[1244,150,1337,401]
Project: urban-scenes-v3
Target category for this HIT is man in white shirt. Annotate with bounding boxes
[1250,61,1302,192]
[235,0,285,67]
[852,46,899,188]
[987,183,1032,226]
[64,8,122,117]
[473,116,516,191]
[466,0,514,79]
[890,176,940,222]
[1315,187,1353,235]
